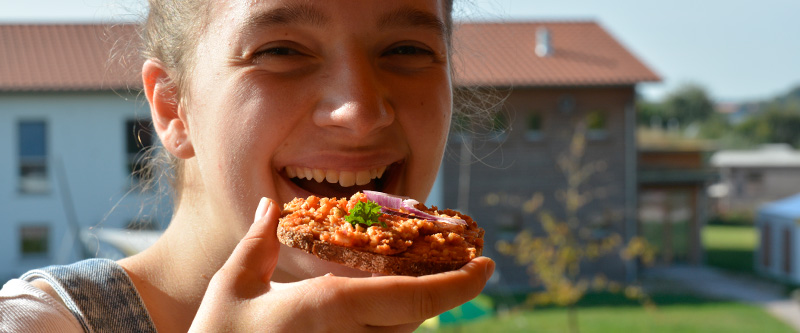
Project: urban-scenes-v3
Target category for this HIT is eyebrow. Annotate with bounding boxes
[377,7,448,38]
[238,4,446,39]
[240,3,328,33]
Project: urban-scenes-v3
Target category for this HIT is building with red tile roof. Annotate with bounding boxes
[452,21,659,87]
[0,24,140,92]
[0,23,159,280]
[439,21,663,290]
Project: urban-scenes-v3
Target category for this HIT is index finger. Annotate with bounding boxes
[219,197,282,285]
[342,257,495,327]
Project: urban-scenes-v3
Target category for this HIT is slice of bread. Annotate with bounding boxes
[277,192,484,276]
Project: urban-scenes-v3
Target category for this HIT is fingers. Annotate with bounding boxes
[364,321,425,333]
[346,257,495,326]
[219,197,282,285]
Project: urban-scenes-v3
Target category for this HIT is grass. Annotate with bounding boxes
[415,224,788,332]
[702,224,758,274]
[417,293,795,333]
[703,222,800,294]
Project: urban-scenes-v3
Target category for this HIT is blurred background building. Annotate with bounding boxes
[438,21,660,290]
[0,24,167,281]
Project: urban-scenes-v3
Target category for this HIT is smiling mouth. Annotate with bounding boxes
[283,163,399,198]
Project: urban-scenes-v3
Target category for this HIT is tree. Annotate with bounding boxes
[663,83,715,127]
[736,106,800,147]
[637,83,715,129]
[496,123,655,333]
[636,98,668,128]
[698,112,732,139]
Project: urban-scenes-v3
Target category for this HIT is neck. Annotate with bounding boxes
[118,190,241,332]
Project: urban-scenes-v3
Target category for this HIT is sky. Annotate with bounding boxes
[2,0,799,103]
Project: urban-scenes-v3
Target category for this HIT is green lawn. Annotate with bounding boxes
[418,293,794,333]
[416,225,789,332]
[703,224,758,273]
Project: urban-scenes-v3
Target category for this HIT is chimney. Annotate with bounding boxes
[535,27,553,57]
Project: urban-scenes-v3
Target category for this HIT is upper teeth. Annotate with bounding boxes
[285,166,388,187]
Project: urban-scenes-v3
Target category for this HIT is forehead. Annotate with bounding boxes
[207,0,448,36]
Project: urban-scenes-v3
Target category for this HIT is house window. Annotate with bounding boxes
[586,110,608,140]
[449,112,472,143]
[745,171,764,196]
[762,222,771,268]
[126,119,155,182]
[489,111,509,142]
[18,121,49,194]
[525,112,544,141]
[20,225,49,257]
[783,227,793,275]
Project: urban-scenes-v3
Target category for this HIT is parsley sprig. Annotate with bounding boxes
[344,200,386,228]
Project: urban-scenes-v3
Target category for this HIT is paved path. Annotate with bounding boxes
[642,265,800,331]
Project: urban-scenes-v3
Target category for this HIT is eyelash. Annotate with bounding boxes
[256,47,301,57]
[383,45,434,57]
[255,45,432,58]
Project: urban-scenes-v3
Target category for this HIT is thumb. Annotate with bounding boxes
[220,197,282,285]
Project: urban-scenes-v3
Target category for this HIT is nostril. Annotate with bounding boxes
[315,99,394,137]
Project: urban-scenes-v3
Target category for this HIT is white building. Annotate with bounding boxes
[710,144,800,215]
[0,24,168,281]
[756,193,800,283]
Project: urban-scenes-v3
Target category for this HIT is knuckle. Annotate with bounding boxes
[411,285,441,319]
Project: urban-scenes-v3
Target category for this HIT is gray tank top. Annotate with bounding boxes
[20,258,157,332]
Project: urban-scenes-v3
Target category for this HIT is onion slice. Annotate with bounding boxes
[363,190,467,226]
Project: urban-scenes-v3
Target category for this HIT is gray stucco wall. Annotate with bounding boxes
[442,86,637,292]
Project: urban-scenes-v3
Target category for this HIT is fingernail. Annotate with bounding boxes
[485,259,495,280]
[254,197,268,221]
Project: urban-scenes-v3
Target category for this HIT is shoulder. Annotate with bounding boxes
[0,279,83,332]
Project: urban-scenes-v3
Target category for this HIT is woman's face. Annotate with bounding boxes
[183,0,452,278]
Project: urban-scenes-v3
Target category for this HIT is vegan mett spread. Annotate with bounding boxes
[278,191,484,276]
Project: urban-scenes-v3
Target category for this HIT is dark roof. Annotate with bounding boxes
[452,21,661,87]
[0,21,660,92]
[0,23,141,92]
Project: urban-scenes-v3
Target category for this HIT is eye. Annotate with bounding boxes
[380,43,442,72]
[254,46,302,58]
[383,45,434,57]
[250,42,316,73]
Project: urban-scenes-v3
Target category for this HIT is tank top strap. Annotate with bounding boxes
[21,258,157,333]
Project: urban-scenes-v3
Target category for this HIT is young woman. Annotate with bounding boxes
[0,0,494,331]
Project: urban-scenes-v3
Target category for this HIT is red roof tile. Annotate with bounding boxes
[452,21,661,87]
[0,24,141,92]
[0,21,659,92]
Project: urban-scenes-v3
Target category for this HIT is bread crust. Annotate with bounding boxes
[277,224,481,276]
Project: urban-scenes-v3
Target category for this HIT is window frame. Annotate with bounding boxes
[17,119,50,195]
[585,110,609,141]
[524,111,544,142]
[488,110,510,143]
[19,223,51,259]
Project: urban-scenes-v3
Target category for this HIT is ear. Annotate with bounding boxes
[143,59,195,159]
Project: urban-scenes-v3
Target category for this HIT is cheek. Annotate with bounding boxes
[403,85,451,153]
[395,78,452,198]
[190,82,297,204]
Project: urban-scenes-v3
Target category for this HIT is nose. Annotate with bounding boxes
[312,52,394,138]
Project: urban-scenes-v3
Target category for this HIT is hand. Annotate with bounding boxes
[190,197,495,332]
